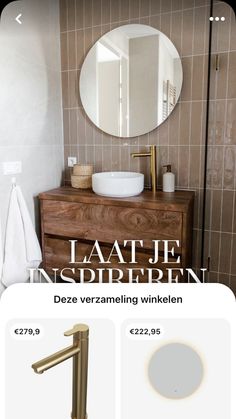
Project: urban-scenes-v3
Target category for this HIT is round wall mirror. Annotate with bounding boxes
[79,24,183,138]
[148,343,204,399]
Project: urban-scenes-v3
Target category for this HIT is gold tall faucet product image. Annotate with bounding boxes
[32,324,89,419]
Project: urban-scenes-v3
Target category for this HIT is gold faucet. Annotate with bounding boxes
[131,145,157,192]
[32,324,89,419]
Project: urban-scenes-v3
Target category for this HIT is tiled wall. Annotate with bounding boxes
[204,1,236,291]
[59,0,236,290]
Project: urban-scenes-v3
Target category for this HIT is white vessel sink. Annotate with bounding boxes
[92,171,144,198]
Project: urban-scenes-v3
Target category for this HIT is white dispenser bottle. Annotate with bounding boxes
[163,164,175,192]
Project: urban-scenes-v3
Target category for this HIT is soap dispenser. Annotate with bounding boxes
[163,164,175,192]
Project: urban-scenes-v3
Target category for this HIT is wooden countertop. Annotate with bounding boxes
[39,187,194,212]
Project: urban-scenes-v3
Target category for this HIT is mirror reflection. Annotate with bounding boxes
[79,24,183,138]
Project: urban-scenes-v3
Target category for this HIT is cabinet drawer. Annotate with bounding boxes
[42,200,182,248]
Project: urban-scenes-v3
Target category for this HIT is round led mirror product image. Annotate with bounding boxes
[80,24,183,138]
[148,343,204,399]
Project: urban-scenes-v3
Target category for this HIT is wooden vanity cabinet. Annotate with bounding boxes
[39,187,194,282]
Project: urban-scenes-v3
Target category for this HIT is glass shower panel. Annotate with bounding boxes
[204,1,236,292]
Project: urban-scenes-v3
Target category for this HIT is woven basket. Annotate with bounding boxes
[73,164,93,176]
[71,174,92,189]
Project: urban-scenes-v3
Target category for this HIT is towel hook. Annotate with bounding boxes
[11,177,17,187]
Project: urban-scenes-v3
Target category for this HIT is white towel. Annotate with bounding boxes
[1,185,42,287]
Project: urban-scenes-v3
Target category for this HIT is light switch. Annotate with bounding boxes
[2,161,22,175]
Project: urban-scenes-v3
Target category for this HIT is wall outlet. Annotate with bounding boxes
[2,161,22,175]
[68,157,77,167]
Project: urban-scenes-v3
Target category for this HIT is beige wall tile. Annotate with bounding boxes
[150,14,161,29]
[178,146,190,187]
[182,9,194,56]
[210,231,220,272]
[226,100,236,145]
[86,145,95,164]
[76,0,84,29]
[189,146,201,187]
[213,2,231,53]
[60,32,68,71]
[148,128,159,146]
[140,0,150,17]
[191,101,203,145]
[192,55,205,100]
[120,0,130,20]
[102,131,113,146]
[60,0,67,32]
[76,144,86,163]
[171,11,183,55]
[68,31,76,70]
[223,146,236,189]
[112,145,121,170]
[230,276,236,295]
[77,108,86,144]
[207,146,224,188]
[169,105,180,145]
[228,51,236,99]
[210,189,222,231]
[193,191,200,230]
[69,109,78,144]
[234,194,236,234]
[168,145,179,179]
[68,0,76,30]
[120,145,131,170]
[63,109,70,145]
[161,0,172,13]
[93,0,102,26]
[216,52,229,99]
[92,25,102,42]
[102,146,112,170]
[84,0,93,27]
[129,0,141,19]
[183,0,194,7]
[192,229,200,269]
[101,0,111,24]
[214,100,226,145]
[231,237,236,275]
[140,17,149,25]
[76,30,85,69]
[179,102,191,145]
[158,120,169,145]
[194,0,210,6]
[218,273,230,287]
[172,0,183,12]
[219,233,232,274]
[193,6,208,55]
[222,190,234,233]
[208,271,219,283]
[61,71,69,108]
[110,0,120,22]
[150,0,161,15]
[230,7,236,51]
[84,27,93,51]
